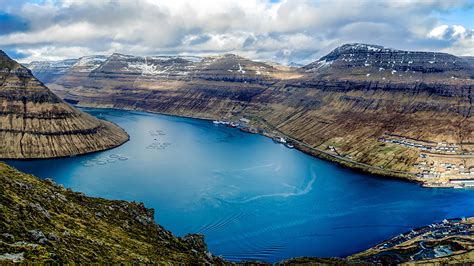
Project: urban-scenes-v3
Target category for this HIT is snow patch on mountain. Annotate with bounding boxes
[73,56,108,72]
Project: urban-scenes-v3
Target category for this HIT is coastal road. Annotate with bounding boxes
[256,117,417,179]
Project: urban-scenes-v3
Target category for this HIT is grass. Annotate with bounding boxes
[0,162,223,264]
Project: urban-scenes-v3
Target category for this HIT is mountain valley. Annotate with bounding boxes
[26,43,474,187]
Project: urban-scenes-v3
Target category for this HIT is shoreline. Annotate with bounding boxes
[3,107,472,264]
[0,122,130,161]
[74,103,437,187]
[12,99,466,189]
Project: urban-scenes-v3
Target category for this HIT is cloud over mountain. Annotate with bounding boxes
[0,0,472,64]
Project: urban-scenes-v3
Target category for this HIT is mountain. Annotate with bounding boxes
[287,62,304,68]
[0,50,129,159]
[302,43,473,82]
[30,53,299,87]
[25,44,474,186]
[26,59,78,84]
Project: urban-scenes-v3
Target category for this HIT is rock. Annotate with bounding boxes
[0,252,24,263]
[122,220,130,229]
[28,202,51,220]
[47,232,59,242]
[1,233,14,243]
[54,192,67,202]
[182,234,207,253]
[62,230,70,237]
[205,251,213,261]
[44,178,56,185]
[134,215,153,226]
[28,229,47,243]
[13,180,32,190]
[12,241,38,248]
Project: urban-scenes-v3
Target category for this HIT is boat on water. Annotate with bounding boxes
[285,143,294,149]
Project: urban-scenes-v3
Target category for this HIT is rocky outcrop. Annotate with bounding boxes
[0,50,129,159]
[0,162,223,264]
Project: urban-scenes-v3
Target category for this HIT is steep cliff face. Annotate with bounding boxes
[0,51,129,159]
[28,44,474,183]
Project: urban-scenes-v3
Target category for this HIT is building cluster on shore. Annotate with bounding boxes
[377,135,474,186]
[378,137,459,155]
[414,160,474,179]
[374,218,472,260]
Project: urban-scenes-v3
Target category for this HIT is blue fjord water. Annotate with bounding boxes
[6,108,474,262]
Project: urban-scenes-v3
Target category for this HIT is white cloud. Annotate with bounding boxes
[428,25,450,39]
[16,46,98,62]
[452,25,467,36]
[427,24,473,56]
[0,0,473,64]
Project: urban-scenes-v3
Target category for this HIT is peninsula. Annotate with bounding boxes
[0,51,129,159]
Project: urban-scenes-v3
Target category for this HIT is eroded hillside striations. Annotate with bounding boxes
[30,44,474,186]
[0,50,129,159]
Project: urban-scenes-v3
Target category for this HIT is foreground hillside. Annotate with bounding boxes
[0,162,222,264]
[0,51,129,159]
[1,162,472,264]
[28,43,474,187]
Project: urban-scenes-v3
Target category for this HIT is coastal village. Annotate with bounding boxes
[377,135,474,188]
[213,117,474,188]
[357,217,474,263]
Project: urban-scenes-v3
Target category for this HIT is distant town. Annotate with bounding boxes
[357,217,473,263]
[378,135,474,188]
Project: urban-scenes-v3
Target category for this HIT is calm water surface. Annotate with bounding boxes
[7,109,474,262]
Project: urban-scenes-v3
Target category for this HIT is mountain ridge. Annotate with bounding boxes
[24,43,474,186]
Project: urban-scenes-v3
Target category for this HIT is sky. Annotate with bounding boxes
[0,0,472,65]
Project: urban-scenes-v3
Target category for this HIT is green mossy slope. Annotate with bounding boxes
[0,162,222,264]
